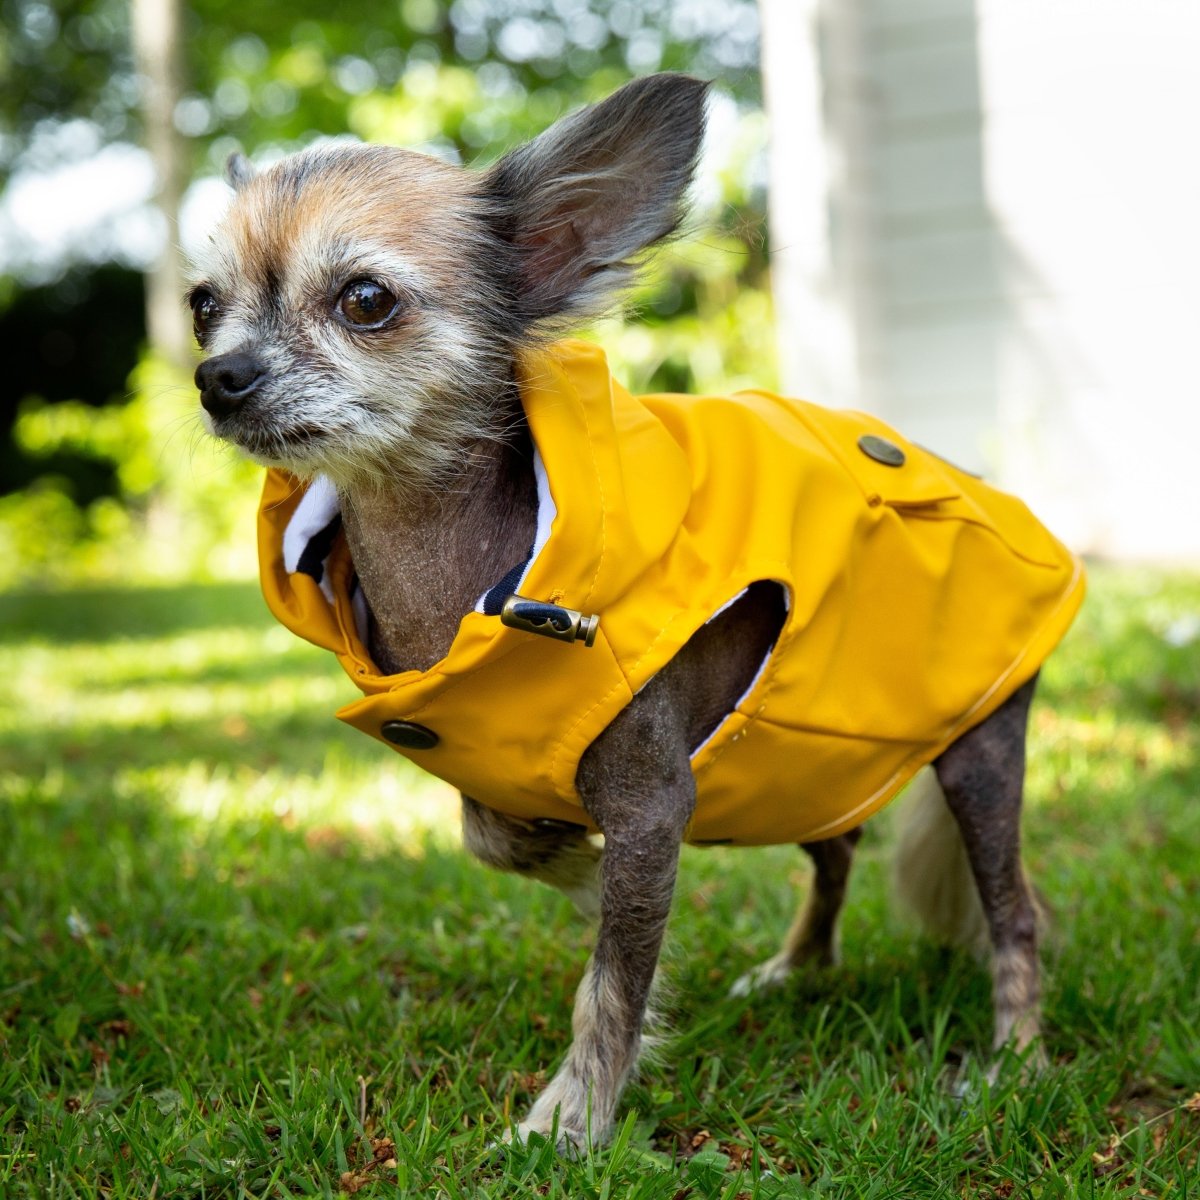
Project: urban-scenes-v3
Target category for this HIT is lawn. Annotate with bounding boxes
[1,568,1197,1198]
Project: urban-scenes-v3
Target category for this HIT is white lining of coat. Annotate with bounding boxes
[282,474,339,603]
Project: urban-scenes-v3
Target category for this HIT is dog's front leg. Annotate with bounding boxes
[516,678,695,1151]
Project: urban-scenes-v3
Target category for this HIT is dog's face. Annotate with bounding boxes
[188,145,506,488]
[190,75,708,492]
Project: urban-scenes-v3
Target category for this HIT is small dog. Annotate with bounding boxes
[190,74,1084,1150]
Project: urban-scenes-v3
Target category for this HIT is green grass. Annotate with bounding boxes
[2,568,1198,1198]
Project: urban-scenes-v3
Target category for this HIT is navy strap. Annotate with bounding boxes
[296,514,342,584]
[480,550,534,615]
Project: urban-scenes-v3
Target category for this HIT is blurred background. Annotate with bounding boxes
[1,0,1198,588]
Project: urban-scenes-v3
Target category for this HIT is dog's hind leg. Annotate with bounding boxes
[461,796,602,918]
[933,675,1042,1058]
[729,829,862,996]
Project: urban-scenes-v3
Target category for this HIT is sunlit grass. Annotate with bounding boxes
[4,586,462,858]
[1,568,1198,1197]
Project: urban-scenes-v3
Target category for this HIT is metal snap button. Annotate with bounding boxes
[857,434,906,467]
[380,720,439,750]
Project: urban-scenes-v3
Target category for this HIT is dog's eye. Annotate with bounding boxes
[338,280,399,329]
[190,289,220,343]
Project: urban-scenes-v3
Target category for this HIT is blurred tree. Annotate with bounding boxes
[0,0,135,187]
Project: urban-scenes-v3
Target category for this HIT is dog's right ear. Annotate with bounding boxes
[483,74,709,329]
[226,152,256,192]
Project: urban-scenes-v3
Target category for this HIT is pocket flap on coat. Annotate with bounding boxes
[793,404,964,509]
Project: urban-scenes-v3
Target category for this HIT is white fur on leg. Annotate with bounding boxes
[514,960,643,1152]
[893,773,1047,1080]
[729,873,842,998]
[956,951,1046,1094]
[544,839,602,920]
[991,944,1044,1059]
[729,950,796,997]
[515,1072,592,1154]
[892,767,990,956]
[462,803,603,920]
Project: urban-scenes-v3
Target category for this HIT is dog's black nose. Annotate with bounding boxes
[196,351,267,419]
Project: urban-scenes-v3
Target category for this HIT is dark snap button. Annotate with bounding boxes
[380,720,439,750]
[858,434,906,467]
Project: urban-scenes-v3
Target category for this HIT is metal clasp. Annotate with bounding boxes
[500,594,600,647]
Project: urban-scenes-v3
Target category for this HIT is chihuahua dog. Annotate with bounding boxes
[189,74,1083,1150]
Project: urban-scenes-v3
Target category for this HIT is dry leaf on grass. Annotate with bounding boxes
[338,1137,399,1193]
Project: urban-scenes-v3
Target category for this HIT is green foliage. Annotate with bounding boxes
[2,1,761,180]
[1,566,1197,1196]
[0,353,262,587]
[0,0,134,180]
[182,0,758,169]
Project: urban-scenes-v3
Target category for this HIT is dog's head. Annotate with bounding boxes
[188,73,708,491]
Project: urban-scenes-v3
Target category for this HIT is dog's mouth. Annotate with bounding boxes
[210,413,326,451]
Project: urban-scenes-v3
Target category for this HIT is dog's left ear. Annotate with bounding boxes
[483,73,709,327]
[226,152,257,192]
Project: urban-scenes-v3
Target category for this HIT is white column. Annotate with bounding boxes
[759,0,855,404]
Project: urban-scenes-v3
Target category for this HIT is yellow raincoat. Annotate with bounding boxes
[258,340,1084,845]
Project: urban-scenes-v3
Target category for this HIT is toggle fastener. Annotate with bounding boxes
[500,594,600,647]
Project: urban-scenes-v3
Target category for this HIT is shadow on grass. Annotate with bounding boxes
[65,651,344,692]
[7,773,1195,1200]
[2,704,370,779]
[0,581,271,645]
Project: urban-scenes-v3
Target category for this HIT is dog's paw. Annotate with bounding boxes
[496,1116,587,1158]
[508,1120,588,1158]
[952,1042,1048,1099]
[730,938,841,998]
[509,1074,609,1156]
[729,952,796,998]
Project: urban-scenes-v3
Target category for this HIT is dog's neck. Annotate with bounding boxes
[338,424,538,675]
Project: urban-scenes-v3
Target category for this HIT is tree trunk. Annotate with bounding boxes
[131,0,190,369]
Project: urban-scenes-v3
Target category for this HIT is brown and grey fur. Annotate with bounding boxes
[191,74,1047,1151]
